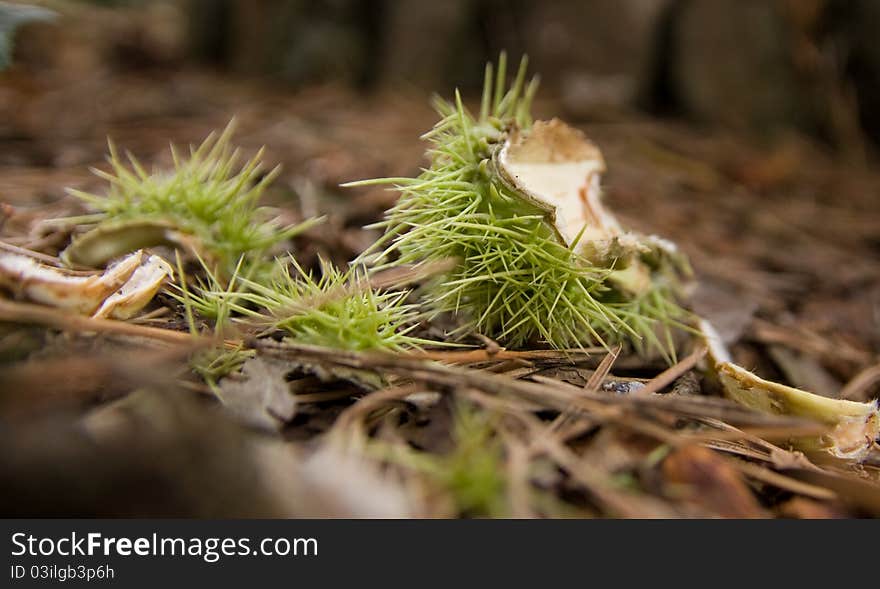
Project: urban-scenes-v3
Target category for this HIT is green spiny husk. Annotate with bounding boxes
[234,256,430,353]
[62,121,319,276]
[351,55,689,357]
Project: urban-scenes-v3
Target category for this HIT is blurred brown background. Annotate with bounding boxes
[6,0,880,150]
[186,0,880,141]
[184,0,880,151]
[2,0,880,518]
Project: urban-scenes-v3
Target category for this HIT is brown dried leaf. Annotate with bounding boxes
[252,443,415,518]
[662,445,766,518]
[218,357,296,431]
[776,497,848,519]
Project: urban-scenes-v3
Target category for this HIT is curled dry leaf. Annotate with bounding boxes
[0,249,172,319]
[700,319,880,461]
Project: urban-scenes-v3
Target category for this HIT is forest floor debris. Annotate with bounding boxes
[1,56,879,517]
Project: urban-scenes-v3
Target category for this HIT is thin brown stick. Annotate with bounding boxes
[465,388,658,517]
[332,383,422,433]
[254,339,814,429]
[839,362,880,401]
[0,241,64,265]
[585,345,621,391]
[550,345,620,434]
[730,460,837,501]
[632,346,707,396]
[685,423,828,444]
[692,416,823,470]
[410,347,604,363]
[0,298,203,346]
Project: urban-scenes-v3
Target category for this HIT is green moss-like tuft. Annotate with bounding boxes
[440,402,508,517]
[170,254,254,386]
[235,257,428,353]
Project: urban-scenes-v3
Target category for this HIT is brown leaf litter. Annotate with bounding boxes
[1,62,879,518]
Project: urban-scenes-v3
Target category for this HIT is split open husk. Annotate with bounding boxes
[0,249,172,319]
[700,319,879,461]
[494,118,686,298]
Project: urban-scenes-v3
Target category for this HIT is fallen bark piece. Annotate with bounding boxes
[0,249,172,319]
[701,319,880,461]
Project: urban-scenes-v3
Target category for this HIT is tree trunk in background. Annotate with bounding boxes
[186,0,373,85]
[185,0,231,65]
[669,0,817,133]
[379,0,484,93]
[829,0,880,145]
[522,0,672,116]
[181,0,880,146]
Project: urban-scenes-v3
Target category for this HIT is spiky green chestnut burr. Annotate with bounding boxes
[62,121,319,277]
[348,55,689,357]
[233,256,429,353]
